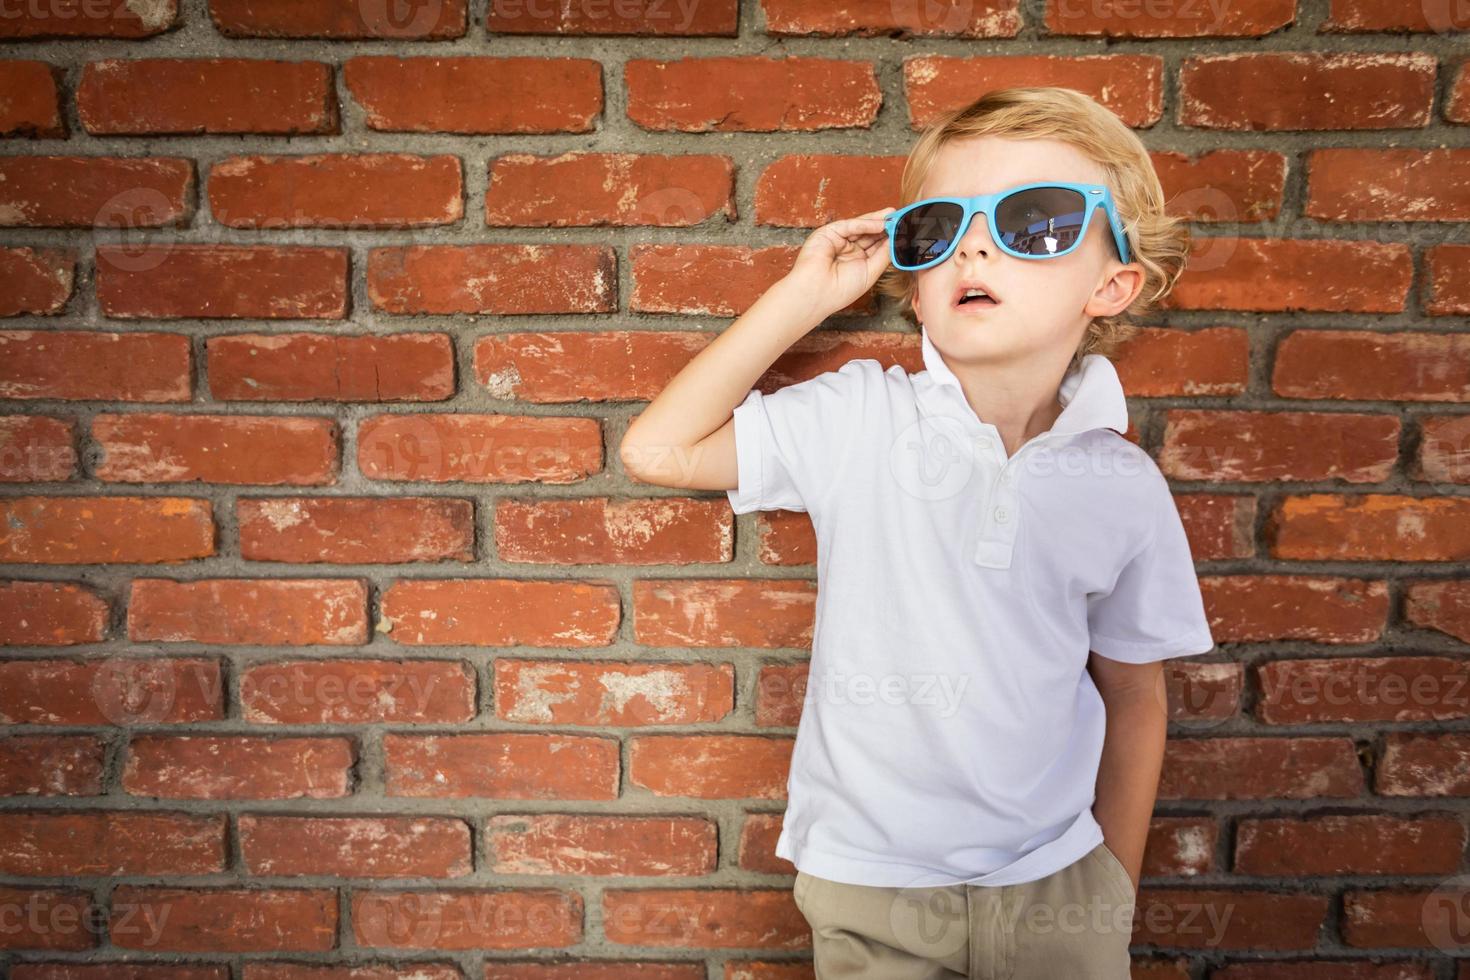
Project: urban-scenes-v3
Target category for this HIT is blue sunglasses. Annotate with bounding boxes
[884,181,1132,270]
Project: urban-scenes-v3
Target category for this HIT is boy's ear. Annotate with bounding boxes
[1084,265,1144,318]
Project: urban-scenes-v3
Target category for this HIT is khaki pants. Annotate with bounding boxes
[792,842,1136,979]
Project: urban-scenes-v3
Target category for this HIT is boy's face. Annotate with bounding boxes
[909,135,1137,367]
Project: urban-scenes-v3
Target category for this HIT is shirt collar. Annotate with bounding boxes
[915,324,1131,439]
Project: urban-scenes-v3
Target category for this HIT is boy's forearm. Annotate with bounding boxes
[620,275,826,484]
[1092,682,1169,893]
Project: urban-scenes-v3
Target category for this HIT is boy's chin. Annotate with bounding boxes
[935,321,1051,363]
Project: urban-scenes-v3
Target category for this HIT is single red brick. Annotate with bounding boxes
[1179,52,1436,130]
[1321,0,1470,32]
[1377,732,1470,795]
[351,887,581,950]
[15,966,229,980]
[1159,737,1365,799]
[127,578,368,645]
[494,659,733,725]
[1168,239,1412,313]
[1424,244,1470,315]
[1306,148,1470,221]
[383,732,619,799]
[1176,493,1256,561]
[1273,329,1470,400]
[1201,575,1388,644]
[0,658,221,725]
[239,814,472,877]
[1144,817,1220,878]
[210,0,467,38]
[357,414,602,483]
[485,813,718,875]
[1112,326,1251,396]
[209,154,463,228]
[0,248,75,315]
[629,735,793,799]
[474,329,913,402]
[0,330,190,401]
[1160,409,1400,482]
[905,55,1163,128]
[739,812,792,875]
[238,496,473,563]
[1131,890,1329,950]
[1256,657,1470,724]
[0,736,104,796]
[754,154,905,227]
[78,58,335,135]
[1269,494,1470,561]
[93,413,339,485]
[602,888,807,949]
[755,663,808,727]
[344,57,601,133]
[244,961,454,980]
[1152,150,1287,222]
[0,156,193,228]
[96,244,348,319]
[489,0,736,34]
[1045,0,1293,36]
[1341,887,1465,949]
[0,580,106,645]
[625,57,880,132]
[0,811,226,876]
[764,0,1021,37]
[1167,661,1246,725]
[630,244,873,316]
[207,332,453,402]
[1404,579,1470,644]
[633,579,815,648]
[485,152,734,226]
[0,415,77,482]
[494,497,732,564]
[480,966,684,980]
[1416,414,1470,482]
[122,736,355,800]
[1450,63,1470,123]
[0,886,95,950]
[108,886,336,951]
[239,659,476,723]
[1234,816,1464,875]
[0,0,178,37]
[368,244,614,314]
[379,579,619,647]
[0,496,214,565]
[0,61,65,137]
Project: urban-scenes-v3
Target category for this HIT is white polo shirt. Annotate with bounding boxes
[727,324,1215,889]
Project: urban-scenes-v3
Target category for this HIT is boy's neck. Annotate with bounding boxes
[922,328,1076,459]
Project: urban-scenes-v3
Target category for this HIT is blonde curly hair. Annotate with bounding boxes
[875,86,1192,374]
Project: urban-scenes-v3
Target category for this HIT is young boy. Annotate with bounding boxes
[620,86,1214,978]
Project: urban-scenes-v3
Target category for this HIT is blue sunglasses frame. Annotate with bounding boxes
[884,181,1132,270]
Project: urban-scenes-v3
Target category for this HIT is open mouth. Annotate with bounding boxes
[954,290,1000,309]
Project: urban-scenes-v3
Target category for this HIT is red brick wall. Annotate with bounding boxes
[2,0,1470,974]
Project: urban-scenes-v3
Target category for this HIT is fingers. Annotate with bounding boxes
[833,207,897,228]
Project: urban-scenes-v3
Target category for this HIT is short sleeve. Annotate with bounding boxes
[726,359,870,516]
[1087,470,1215,664]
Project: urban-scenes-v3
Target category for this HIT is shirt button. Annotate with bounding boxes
[994,504,1011,523]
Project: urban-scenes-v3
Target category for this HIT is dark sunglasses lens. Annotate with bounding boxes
[995,187,1088,257]
[893,202,965,267]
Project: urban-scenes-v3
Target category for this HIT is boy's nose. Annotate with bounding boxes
[954,209,996,261]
